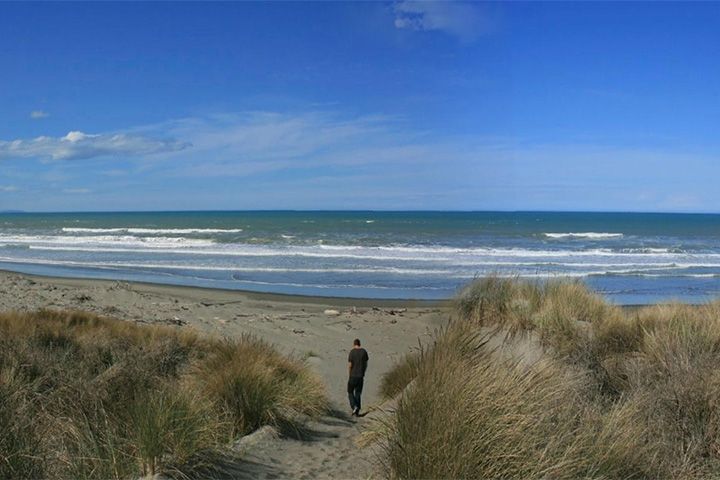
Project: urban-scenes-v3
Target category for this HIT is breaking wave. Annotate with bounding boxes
[62,227,242,234]
[544,232,624,239]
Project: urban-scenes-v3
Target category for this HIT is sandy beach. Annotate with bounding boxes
[0,269,449,478]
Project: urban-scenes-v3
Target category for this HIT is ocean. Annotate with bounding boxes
[1,211,719,304]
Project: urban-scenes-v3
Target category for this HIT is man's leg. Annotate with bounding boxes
[353,377,364,412]
[347,378,357,412]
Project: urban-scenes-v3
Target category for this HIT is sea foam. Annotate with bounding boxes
[62,227,243,234]
[544,232,624,239]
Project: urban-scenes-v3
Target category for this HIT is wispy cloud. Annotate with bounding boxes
[30,110,50,119]
[141,111,409,176]
[0,130,190,161]
[6,109,717,212]
[0,185,18,192]
[62,188,91,194]
[393,1,492,42]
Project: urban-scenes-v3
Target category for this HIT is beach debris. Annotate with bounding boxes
[109,281,132,291]
[163,316,186,326]
[74,294,92,303]
[324,309,341,316]
[292,329,305,335]
[371,307,407,315]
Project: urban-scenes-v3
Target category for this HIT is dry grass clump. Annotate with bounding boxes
[0,309,326,479]
[378,350,422,400]
[378,277,720,479]
[191,336,328,437]
[379,322,654,479]
[0,375,45,479]
[455,276,541,336]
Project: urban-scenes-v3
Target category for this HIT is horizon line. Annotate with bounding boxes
[2,209,720,216]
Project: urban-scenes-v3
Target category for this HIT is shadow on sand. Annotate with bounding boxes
[169,407,360,479]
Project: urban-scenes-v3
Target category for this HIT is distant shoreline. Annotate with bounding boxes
[0,268,447,308]
[3,209,720,215]
[0,268,698,308]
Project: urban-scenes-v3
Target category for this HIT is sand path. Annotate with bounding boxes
[0,271,448,479]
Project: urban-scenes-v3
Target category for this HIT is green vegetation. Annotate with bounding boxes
[378,277,720,479]
[0,309,327,479]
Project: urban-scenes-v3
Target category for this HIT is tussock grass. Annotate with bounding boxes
[455,276,541,336]
[191,336,328,437]
[0,309,326,479]
[377,277,720,479]
[378,350,422,400]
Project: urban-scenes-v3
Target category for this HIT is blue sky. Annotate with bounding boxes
[0,1,719,212]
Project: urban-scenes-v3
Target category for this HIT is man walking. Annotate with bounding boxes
[347,338,369,417]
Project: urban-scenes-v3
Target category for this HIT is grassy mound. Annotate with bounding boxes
[377,277,720,479]
[0,309,327,479]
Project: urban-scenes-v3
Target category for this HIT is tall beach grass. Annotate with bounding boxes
[0,309,327,479]
[377,277,720,479]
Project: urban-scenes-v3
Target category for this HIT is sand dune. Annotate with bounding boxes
[0,270,448,478]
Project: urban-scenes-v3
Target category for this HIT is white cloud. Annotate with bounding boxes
[0,130,190,161]
[393,1,492,42]
[0,185,18,192]
[30,110,49,119]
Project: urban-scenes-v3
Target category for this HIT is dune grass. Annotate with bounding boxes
[0,309,327,479]
[190,336,327,437]
[378,349,422,400]
[377,277,720,479]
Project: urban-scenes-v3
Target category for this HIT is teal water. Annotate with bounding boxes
[1,211,720,303]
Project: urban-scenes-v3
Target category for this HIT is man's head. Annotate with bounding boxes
[353,338,361,347]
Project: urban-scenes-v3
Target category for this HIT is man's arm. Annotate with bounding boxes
[348,361,352,377]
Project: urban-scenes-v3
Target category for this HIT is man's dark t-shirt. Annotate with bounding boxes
[348,348,369,378]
